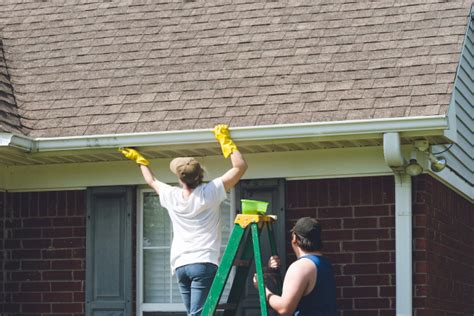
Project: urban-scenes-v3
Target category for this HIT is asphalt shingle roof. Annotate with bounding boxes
[0,39,22,134]
[0,0,471,137]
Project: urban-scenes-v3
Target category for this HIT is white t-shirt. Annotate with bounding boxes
[156,177,227,273]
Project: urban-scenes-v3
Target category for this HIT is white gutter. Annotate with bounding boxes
[0,115,448,152]
[383,133,413,316]
[0,134,35,152]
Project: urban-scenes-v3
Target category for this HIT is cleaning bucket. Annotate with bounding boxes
[241,199,269,215]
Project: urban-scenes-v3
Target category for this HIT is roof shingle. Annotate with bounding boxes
[0,0,471,137]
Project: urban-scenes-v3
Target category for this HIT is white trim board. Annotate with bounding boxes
[429,168,474,201]
[4,144,472,201]
[3,146,394,191]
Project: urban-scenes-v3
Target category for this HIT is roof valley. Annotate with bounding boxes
[0,39,23,135]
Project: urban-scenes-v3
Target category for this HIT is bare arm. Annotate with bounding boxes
[139,164,161,194]
[264,260,315,315]
[221,150,248,192]
[118,148,161,194]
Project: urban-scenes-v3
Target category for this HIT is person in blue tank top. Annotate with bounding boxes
[253,217,338,315]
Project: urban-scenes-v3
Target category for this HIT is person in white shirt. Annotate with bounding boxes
[120,124,247,316]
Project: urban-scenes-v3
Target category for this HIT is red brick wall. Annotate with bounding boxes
[286,175,474,316]
[2,191,86,316]
[2,177,471,316]
[1,192,6,315]
[413,175,474,316]
[286,176,396,315]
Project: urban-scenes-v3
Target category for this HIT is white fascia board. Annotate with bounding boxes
[4,146,394,191]
[1,116,448,153]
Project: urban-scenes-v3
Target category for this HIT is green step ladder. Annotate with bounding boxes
[202,214,282,316]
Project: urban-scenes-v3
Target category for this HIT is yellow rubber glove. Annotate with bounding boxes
[213,124,238,158]
[118,147,150,166]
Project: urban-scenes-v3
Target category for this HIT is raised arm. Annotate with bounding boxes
[139,164,161,194]
[221,150,247,192]
[119,147,161,194]
[213,124,248,191]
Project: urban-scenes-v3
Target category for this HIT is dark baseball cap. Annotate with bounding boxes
[291,217,321,240]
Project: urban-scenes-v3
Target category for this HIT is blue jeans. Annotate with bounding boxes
[175,262,217,316]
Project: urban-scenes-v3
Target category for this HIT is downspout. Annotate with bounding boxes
[383,133,412,316]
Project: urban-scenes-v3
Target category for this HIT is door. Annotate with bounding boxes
[86,186,132,316]
[234,179,285,316]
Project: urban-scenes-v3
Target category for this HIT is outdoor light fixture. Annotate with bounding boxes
[405,158,423,176]
[428,153,446,173]
[405,140,447,176]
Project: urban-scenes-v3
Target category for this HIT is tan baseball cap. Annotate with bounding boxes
[170,157,203,186]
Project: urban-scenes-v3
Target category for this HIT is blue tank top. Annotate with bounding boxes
[294,255,337,316]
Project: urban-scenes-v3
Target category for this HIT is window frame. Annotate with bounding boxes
[136,186,236,315]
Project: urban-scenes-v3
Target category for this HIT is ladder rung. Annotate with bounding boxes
[233,259,251,267]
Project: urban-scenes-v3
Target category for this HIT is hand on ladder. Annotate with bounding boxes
[201,214,282,316]
[252,256,282,296]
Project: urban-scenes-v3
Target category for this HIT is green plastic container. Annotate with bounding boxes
[241,199,269,215]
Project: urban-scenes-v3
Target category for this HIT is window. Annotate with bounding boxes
[137,188,234,315]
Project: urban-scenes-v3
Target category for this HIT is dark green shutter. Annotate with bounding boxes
[86,187,132,316]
